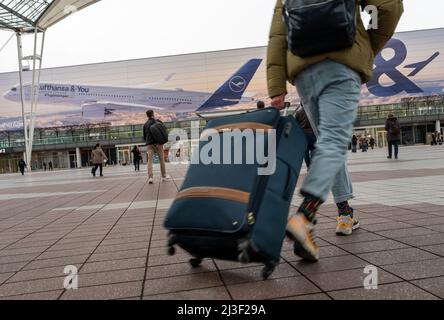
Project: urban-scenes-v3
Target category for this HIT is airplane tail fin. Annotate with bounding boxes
[197,59,262,111]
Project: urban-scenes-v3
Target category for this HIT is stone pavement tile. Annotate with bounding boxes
[314,221,338,230]
[88,248,148,263]
[22,254,89,271]
[227,276,320,300]
[101,234,150,244]
[149,245,185,257]
[357,248,439,266]
[0,290,63,300]
[392,213,438,222]
[0,261,28,274]
[281,245,348,262]
[0,277,64,297]
[395,234,444,247]
[361,222,414,232]
[408,217,444,227]
[213,260,262,271]
[420,244,444,257]
[8,265,72,283]
[80,257,146,274]
[411,277,444,299]
[7,240,60,249]
[337,239,410,254]
[275,293,331,300]
[427,224,444,232]
[0,246,49,256]
[355,217,393,225]
[381,259,444,280]
[94,241,149,254]
[220,263,300,285]
[49,241,101,252]
[375,227,438,239]
[0,273,14,285]
[401,204,444,213]
[38,247,97,260]
[60,281,142,300]
[143,272,223,296]
[143,286,231,300]
[76,268,146,287]
[320,231,384,245]
[292,255,368,275]
[306,268,401,292]
[328,282,439,300]
[0,253,39,265]
[148,252,191,267]
[146,260,216,279]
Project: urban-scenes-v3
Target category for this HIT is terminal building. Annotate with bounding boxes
[1,27,444,174]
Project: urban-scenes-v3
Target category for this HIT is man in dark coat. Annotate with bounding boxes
[385,113,401,159]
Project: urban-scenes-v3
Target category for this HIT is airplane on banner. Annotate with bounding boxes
[3,59,262,119]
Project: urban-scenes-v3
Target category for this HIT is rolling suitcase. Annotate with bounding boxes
[164,108,307,279]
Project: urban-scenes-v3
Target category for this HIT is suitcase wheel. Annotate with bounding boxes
[261,265,275,280]
[167,245,176,256]
[238,250,250,264]
[189,258,203,268]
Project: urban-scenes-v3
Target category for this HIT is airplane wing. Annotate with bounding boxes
[405,52,440,77]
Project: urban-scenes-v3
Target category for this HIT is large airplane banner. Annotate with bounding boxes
[0,28,443,131]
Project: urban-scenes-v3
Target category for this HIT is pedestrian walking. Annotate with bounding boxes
[91,143,108,177]
[131,145,142,172]
[385,113,401,159]
[267,0,403,260]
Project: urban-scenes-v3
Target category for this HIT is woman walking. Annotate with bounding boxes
[91,143,108,177]
[131,146,142,172]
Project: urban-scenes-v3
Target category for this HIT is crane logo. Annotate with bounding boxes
[229,76,246,93]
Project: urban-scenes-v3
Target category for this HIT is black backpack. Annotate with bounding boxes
[390,121,401,135]
[283,0,358,57]
[149,121,169,145]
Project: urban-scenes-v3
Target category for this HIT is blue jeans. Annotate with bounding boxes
[293,60,361,203]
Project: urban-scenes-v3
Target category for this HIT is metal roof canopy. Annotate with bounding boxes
[0,0,100,170]
[0,0,100,32]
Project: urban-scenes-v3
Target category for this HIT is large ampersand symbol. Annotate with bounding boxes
[367,38,423,97]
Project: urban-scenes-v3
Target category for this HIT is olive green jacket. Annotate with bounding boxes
[267,0,404,98]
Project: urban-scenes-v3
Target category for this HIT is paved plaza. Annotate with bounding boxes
[0,145,444,300]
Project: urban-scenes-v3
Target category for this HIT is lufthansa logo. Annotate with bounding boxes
[229,76,246,93]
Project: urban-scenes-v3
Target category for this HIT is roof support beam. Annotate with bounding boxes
[0,2,35,27]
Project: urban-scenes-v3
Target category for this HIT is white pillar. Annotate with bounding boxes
[436,120,441,132]
[16,33,30,169]
[76,148,82,168]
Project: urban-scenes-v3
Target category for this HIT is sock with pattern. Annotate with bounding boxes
[297,196,322,222]
[337,201,354,218]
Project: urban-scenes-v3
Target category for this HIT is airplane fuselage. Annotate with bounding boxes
[4,83,213,113]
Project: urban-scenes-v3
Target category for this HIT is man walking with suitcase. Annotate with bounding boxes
[143,110,170,184]
[267,0,403,261]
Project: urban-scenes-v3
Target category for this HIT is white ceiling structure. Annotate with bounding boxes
[0,0,100,31]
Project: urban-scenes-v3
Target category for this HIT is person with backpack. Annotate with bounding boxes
[91,143,108,177]
[131,145,142,172]
[18,159,26,175]
[369,137,376,150]
[351,135,358,153]
[267,0,403,260]
[143,110,170,184]
[385,113,401,159]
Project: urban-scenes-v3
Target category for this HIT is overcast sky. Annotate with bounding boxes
[0,0,443,73]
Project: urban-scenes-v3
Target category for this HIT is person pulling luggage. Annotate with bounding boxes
[267,0,403,260]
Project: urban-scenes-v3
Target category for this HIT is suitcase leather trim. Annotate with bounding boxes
[175,187,250,204]
[201,122,273,139]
